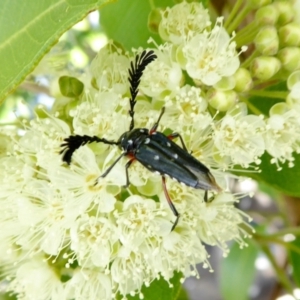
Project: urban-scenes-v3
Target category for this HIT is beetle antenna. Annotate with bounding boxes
[128,50,157,130]
[60,135,119,165]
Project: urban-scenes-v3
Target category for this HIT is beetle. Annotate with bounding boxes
[60,50,221,230]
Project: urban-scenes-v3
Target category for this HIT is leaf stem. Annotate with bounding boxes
[241,49,259,69]
[148,0,155,10]
[226,4,252,34]
[247,90,288,99]
[224,0,244,29]
[260,245,294,294]
[240,96,264,116]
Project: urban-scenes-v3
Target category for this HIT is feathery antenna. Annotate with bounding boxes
[128,50,157,130]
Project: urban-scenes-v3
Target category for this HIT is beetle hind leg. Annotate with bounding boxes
[162,176,180,231]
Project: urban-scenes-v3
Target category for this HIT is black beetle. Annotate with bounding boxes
[60,50,221,230]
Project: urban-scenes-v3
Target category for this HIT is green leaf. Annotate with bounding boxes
[117,272,183,300]
[251,153,300,197]
[0,0,112,102]
[289,236,300,287]
[220,241,259,300]
[100,0,174,51]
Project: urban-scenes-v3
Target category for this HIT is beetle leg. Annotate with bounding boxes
[162,176,180,231]
[150,107,166,134]
[167,132,188,152]
[124,158,135,188]
[95,152,127,185]
[204,190,208,202]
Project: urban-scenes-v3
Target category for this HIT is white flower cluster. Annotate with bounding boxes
[1,1,300,299]
[0,115,250,300]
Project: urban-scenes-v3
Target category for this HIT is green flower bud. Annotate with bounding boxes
[274,2,294,26]
[233,68,253,93]
[59,76,84,98]
[255,5,279,25]
[207,89,238,111]
[148,8,162,34]
[287,70,300,90]
[277,47,300,72]
[250,56,281,80]
[249,0,271,9]
[279,23,300,47]
[254,26,279,55]
[214,76,236,91]
[269,102,290,116]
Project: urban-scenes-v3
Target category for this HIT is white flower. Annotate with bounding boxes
[164,85,208,124]
[70,214,119,268]
[140,45,183,98]
[16,180,75,256]
[65,268,112,300]
[265,107,300,168]
[8,257,65,300]
[159,1,211,45]
[48,146,122,216]
[115,195,171,250]
[70,91,128,139]
[212,104,265,168]
[180,17,245,85]
[90,43,130,95]
[196,193,251,254]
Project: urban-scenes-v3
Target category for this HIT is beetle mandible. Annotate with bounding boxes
[60,50,221,230]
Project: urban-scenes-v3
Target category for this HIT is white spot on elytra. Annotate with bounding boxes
[154,155,159,160]
[174,153,178,159]
[128,140,133,144]
[172,177,178,182]
[152,132,157,135]
[167,142,171,147]
[145,138,150,144]
[155,171,160,175]
[140,129,144,133]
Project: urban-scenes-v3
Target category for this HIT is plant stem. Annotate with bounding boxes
[241,49,259,69]
[227,4,252,34]
[224,0,244,29]
[247,90,288,99]
[240,96,264,116]
[260,245,294,294]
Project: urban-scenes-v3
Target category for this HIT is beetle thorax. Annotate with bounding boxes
[118,128,149,152]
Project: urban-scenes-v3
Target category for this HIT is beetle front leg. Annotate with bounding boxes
[162,176,180,231]
[150,107,165,134]
[167,132,188,152]
[123,158,135,188]
[95,152,126,185]
[204,190,208,202]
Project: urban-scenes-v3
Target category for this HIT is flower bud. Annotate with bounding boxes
[254,26,279,55]
[287,70,300,90]
[233,68,253,92]
[148,8,162,34]
[214,76,236,91]
[250,56,281,80]
[277,47,300,72]
[269,102,290,116]
[274,2,294,26]
[249,0,271,9]
[255,4,279,25]
[207,89,238,111]
[279,23,300,47]
[59,76,84,98]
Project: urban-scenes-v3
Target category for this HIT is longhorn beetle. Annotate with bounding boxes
[60,50,221,230]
